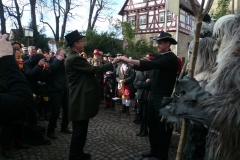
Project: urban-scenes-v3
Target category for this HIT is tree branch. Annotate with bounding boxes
[203,0,214,15]
[189,0,199,16]
[20,3,29,18]
[40,18,56,38]
[5,6,17,18]
[200,0,205,12]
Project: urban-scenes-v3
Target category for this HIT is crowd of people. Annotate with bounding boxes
[2,12,240,160]
[0,29,183,160]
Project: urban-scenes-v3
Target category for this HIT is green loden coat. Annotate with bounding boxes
[65,50,114,121]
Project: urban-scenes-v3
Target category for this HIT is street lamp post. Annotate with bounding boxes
[24,28,33,47]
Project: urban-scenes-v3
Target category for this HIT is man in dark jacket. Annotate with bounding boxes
[119,31,178,160]
[46,48,72,139]
[65,30,119,160]
[24,49,50,121]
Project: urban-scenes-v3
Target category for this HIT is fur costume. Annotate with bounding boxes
[188,37,218,89]
[182,37,218,160]
[160,14,240,160]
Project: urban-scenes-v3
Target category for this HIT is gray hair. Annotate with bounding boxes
[194,37,218,83]
[206,14,240,95]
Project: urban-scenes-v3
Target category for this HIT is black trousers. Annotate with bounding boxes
[47,91,69,133]
[69,120,89,160]
[147,94,173,160]
[138,100,148,126]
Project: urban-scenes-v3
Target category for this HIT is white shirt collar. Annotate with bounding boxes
[161,51,171,55]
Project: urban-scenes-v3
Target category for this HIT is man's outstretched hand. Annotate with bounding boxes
[112,57,121,64]
[0,34,13,58]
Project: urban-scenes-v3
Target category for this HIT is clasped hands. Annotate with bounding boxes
[112,56,132,65]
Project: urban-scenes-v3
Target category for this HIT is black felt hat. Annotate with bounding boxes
[153,31,177,45]
[65,30,85,47]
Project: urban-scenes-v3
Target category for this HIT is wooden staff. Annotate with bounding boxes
[175,0,214,160]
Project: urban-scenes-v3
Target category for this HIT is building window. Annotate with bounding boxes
[187,14,190,25]
[139,15,147,25]
[159,12,164,22]
[167,11,172,21]
[128,16,136,26]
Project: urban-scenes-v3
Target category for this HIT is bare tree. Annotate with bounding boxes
[0,0,6,34]
[4,0,28,32]
[29,0,37,28]
[175,0,214,160]
[87,0,114,31]
[40,0,80,42]
[60,0,80,39]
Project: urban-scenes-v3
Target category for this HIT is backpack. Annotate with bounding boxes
[24,124,51,145]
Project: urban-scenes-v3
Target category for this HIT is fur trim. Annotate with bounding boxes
[206,15,240,95]
[194,37,218,84]
[198,90,240,160]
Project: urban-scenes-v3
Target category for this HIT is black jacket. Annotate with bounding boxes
[0,56,35,124]
[134,52,178,95]
[46,59,67,92]
[133,70,152,101]
[24,55,48,87]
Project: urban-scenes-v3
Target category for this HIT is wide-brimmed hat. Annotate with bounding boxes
[142,54,156,61]
[153,31,177,45]
[65,30,85,47]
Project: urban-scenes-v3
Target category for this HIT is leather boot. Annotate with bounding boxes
[136,124,143,136]
[126,107,130,116]
[121,105,126,113]
[140,125,148,137]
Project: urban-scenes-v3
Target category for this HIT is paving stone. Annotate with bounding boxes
[0,103,179,160]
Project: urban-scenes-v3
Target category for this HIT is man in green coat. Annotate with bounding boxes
[65,30,119,160]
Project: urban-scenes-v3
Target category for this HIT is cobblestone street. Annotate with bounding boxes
[0,102,179,160]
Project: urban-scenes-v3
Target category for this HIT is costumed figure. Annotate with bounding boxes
[160,14,240,160]
[103,71,116,110]
[103,53,116,110]
[183,36,218,160]
[116,61,135,116]
[134,54,155,137]
[90,49,105,100]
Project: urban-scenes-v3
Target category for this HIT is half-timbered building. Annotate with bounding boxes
[118,0,200,59]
